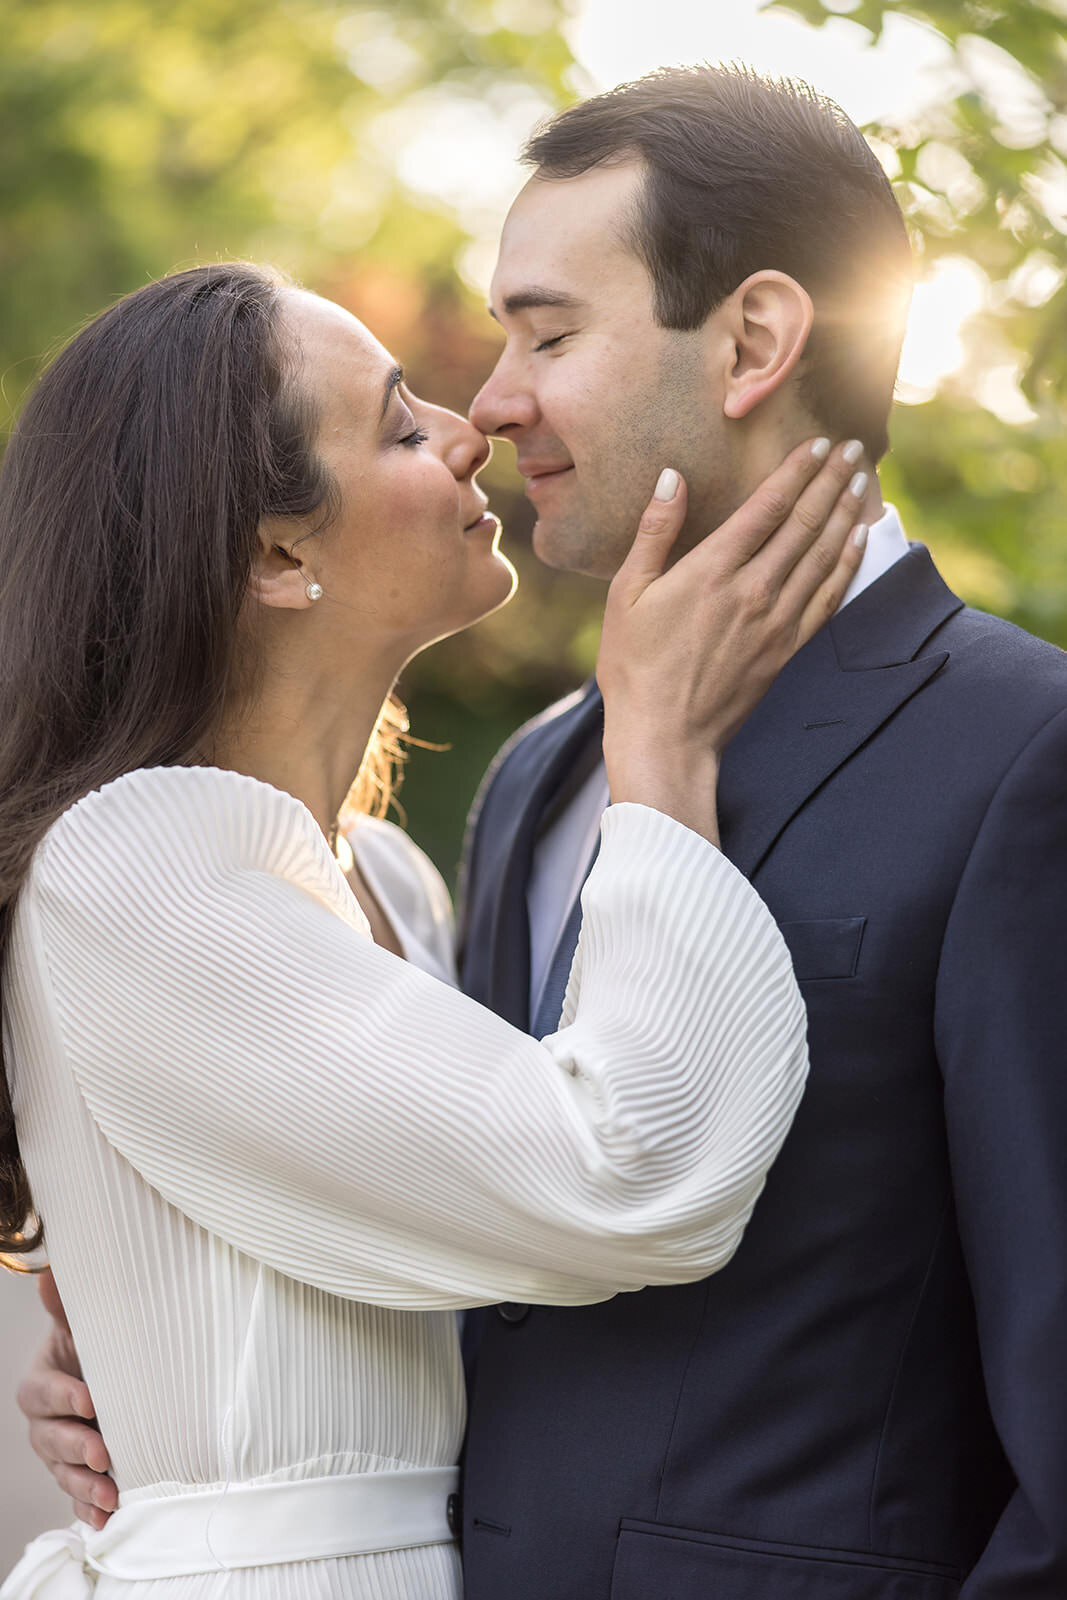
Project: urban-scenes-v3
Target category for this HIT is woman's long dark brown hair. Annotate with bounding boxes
[0,262,406,1268]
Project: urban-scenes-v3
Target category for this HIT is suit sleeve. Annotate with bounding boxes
[32,769,808,1311]
[934,704,1067,1596]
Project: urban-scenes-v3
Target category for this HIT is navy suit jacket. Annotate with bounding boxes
[457,548,1067,1600]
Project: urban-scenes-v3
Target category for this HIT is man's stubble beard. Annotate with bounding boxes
[532,333,739,582]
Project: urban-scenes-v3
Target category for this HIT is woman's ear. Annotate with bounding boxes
[248,521,319,611]
[720,271,814,421]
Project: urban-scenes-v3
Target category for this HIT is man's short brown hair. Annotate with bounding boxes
[524,64,913,461]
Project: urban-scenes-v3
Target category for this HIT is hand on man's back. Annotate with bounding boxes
[17,1268,116,1529]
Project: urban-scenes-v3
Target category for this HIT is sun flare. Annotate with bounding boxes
[897,257,988,400]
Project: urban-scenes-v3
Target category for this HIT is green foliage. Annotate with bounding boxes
[764,0,1067,659]
[0,0,583,872]
[0,0,576,407]
[778,0,1067,405]
[3,0,1067,874]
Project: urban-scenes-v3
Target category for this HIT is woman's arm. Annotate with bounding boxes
[27,772,805,1307]
[24,438,865,1307]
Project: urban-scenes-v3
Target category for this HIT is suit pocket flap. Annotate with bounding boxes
[779,916,867,981]
[611,1522,960,1599]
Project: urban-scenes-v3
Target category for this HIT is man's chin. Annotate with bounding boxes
[530,518,573,572]
[531,515,617,582]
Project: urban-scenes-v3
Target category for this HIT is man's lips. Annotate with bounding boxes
[519,463,574,492]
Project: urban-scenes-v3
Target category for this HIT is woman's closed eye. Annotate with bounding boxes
[399,426,429,448]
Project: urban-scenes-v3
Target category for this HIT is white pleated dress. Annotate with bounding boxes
[3,766,808,1599]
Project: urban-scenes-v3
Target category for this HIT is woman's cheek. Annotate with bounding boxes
[394,459,450,526]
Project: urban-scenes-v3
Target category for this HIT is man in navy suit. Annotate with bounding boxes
[458,65,1067,1598]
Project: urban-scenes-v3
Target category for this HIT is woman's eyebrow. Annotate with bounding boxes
[379,365,404,421]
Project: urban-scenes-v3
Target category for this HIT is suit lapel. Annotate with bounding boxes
[469,545,962,1018]
[484,682,604,1027]
[720,546,963,879]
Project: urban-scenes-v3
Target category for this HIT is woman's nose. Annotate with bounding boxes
[443,412,491,482]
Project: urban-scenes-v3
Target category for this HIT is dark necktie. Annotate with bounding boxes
[530,836,601,1038]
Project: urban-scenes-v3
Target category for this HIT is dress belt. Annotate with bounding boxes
[1,1466,459,1593]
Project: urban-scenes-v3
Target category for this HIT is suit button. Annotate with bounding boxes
[497,1302,530,1324]
[446,1491,461,1537]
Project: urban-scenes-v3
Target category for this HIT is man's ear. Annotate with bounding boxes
[720,271,814,421]
[248,520,318,611]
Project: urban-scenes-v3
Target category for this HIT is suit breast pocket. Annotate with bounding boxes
[779,917,867,982]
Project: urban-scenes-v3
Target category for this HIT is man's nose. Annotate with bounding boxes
[469,362,538,437]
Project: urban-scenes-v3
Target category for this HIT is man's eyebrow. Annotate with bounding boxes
[379,365,404,421]
[488,289,586,322]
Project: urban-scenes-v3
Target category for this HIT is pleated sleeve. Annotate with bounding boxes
[25,765,807,1308]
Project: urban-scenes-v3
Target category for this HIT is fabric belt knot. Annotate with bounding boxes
[1,1467,460,1595]
[0,1527,91,1600]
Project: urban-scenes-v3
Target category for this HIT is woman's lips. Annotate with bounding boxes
[463,512,500,536]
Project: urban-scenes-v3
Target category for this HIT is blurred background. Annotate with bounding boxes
[1,0,1065,1570]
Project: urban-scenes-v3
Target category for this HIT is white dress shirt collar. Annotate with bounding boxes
[839,502,909,611]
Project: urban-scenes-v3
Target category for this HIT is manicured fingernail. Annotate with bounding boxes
[849,471,868,500]
[72,1390,92,1419]
[843,439,864,466]
[851,523,869,551]
[654,468,679,501]
[811,436,831,461]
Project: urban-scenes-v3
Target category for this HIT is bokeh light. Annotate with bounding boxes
[897,256,989,401]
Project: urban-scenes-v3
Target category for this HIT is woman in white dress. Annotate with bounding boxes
[0,263,869,1597]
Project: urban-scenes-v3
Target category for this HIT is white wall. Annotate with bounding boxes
[0,1271,71,1575]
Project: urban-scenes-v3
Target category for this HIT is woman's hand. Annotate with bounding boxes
[17,1269,116,1529]
[596,437,870,843]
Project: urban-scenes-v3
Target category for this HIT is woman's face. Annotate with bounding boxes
[276,288,515,656]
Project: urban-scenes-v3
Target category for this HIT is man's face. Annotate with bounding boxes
[470,159,740,581]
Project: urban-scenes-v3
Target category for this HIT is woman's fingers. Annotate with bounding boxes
[794,521,869,646]
[667,436,863,594]
[744,439,867,591]
[47,1459,115,1515]
[29,1416,111,1476]
[598,431,879,788]
[36,1267,71,1334]
[18,1344,114,1523]
[774,459,871,624]
[17,1356,94,1427]
[75,1502,112,1532]
[708,434,839,569]
[39,1449,116,1519]
[30,1420,116,1523]
[610,468,689,605]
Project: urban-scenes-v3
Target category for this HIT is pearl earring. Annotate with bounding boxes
[305,580,323,601]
